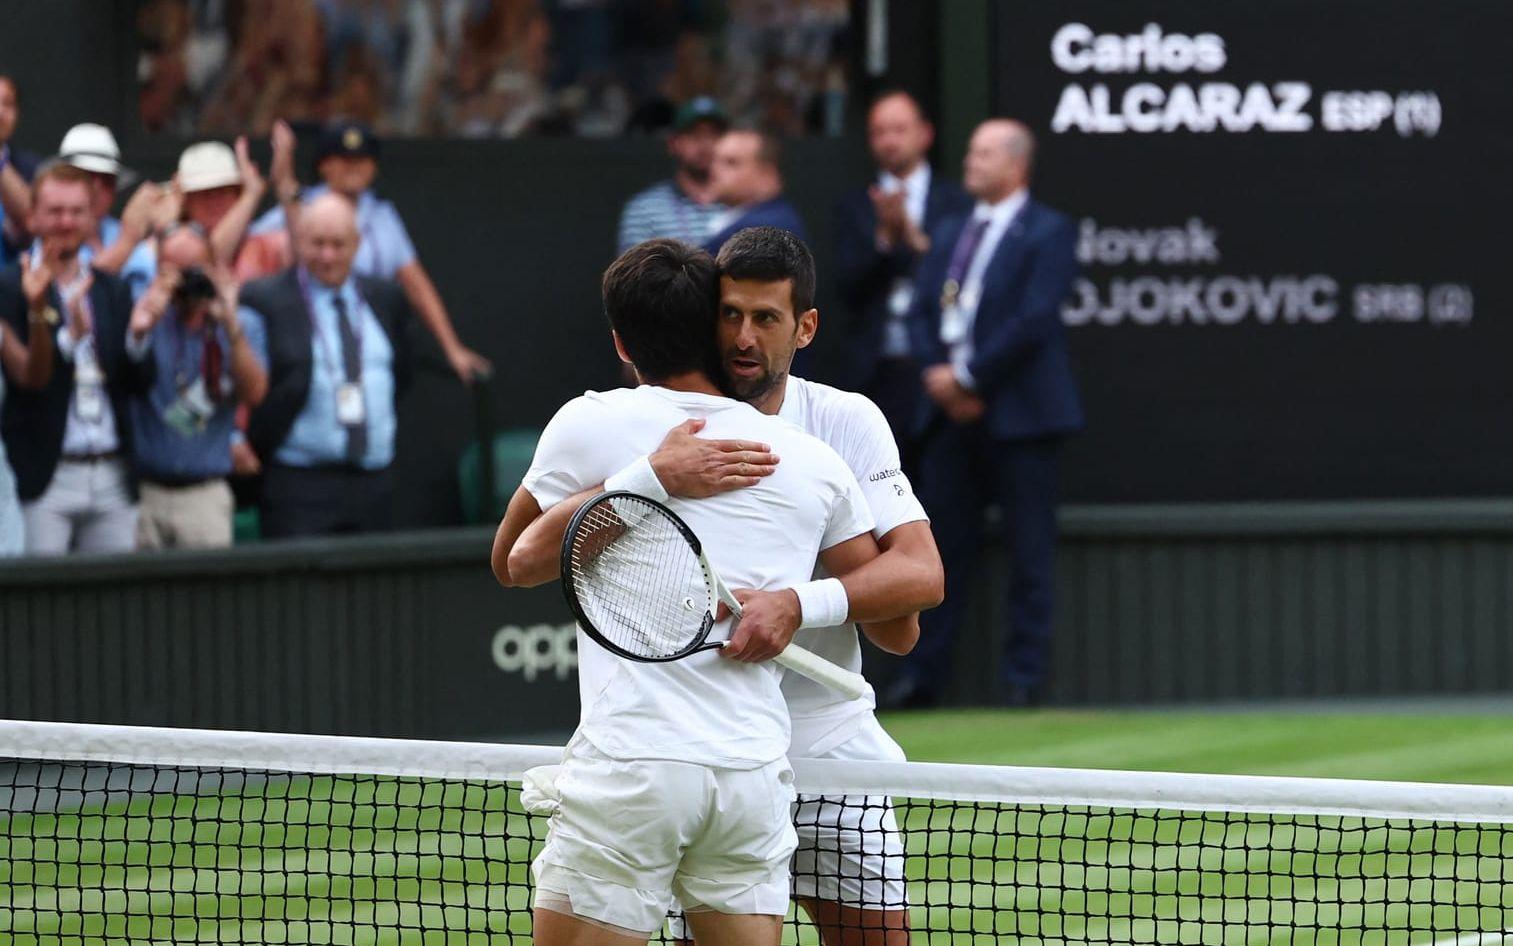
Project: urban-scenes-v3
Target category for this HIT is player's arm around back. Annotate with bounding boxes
[820,528,934,655]
[495,418,779,588]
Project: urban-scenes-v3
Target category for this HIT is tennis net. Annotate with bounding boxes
[1,718,1510,944]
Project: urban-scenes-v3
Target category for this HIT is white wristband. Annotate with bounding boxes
[603,455,670,503]
[794,577,850,630]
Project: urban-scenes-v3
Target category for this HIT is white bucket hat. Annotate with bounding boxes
[177,141,242,193]
[58,123,130,179]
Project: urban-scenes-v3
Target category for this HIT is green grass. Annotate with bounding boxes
[3,711,1511,944]
[884,710,1513,785]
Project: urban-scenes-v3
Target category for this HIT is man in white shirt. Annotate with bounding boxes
[900,119,1084,709]
[495,228,943,946]
[500,239,904,946]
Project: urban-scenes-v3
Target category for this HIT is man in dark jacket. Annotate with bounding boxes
[702,130,806,254]
[833,90,970,455]
[892,119,1083,709]
[0,162,152,554]
[238,192,412,538]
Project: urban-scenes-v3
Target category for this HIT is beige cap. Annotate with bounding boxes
[177,141,242,193]
[59,123,126,176]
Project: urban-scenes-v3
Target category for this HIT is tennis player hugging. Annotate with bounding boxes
[492,229,944,946]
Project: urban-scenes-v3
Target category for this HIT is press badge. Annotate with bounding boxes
[335,382,366,426]
[165,377,216,436]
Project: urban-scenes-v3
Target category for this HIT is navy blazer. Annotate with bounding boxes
[907,198,1084,441]
[702,197,808,254]
[832,173,971,390]
[0,265,154,500]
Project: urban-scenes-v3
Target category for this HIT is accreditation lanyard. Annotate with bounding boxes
[296,267,366,382]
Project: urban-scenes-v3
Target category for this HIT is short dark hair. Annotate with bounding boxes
[602,239,720,382]
[714,226,815,316]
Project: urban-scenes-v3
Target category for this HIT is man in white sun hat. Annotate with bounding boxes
[53,123,157,300]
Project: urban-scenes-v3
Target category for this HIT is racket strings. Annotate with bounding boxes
[568,497,711,658]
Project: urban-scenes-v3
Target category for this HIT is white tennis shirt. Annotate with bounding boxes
[523,385,874,770]
[776,377,930,756]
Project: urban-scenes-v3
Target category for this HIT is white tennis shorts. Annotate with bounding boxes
[790,717,909,910]
[530,739,798,935]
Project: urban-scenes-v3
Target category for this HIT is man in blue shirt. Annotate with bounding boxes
[128,224,267,549]
[240,192,413,538]
[250,121,487,383]
[702,129,808,255]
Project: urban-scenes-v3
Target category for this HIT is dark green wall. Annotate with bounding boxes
[4,500,1511,741]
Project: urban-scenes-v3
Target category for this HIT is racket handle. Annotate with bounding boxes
[772,644,870,701]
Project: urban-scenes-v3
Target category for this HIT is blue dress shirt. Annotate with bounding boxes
[250,187,418,280]
[240,274,396,469]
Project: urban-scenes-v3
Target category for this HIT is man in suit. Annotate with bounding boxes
[0,162,153,554]
[833,90,971,457]
[890,119,1083,709]
[703,129,807,254]
[238,193,412,538]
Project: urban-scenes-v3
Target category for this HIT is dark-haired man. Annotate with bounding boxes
[495,238,890,946]
[498,228,942,946]
[617,97,729,251]
[703,130,807,254]
[834,91,970,451]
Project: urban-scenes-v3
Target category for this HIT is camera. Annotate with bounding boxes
[174,266,218,303]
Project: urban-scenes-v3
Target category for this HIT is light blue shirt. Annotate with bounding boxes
[240,273,396,470]
[35,217,157,300]
[250,186,417,280]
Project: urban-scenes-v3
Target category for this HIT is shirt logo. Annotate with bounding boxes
[868,467,903,482]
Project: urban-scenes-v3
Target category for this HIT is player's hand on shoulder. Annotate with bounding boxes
[721,588,801,663]
[650,418,779,499]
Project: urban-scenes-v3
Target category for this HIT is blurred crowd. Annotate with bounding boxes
[0,45,1083,704]
[138,0,851,139]
[0,61,491,556]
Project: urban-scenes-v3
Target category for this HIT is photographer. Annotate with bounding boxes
[127,223,266,549]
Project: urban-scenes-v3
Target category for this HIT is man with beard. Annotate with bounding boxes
[494,228,942,946]
[617,97,730,252]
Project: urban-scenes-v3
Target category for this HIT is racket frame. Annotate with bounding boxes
[561,491,871,700]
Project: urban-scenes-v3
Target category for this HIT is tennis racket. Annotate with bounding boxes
[560,490,870,700]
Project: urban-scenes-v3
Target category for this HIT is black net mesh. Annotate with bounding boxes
[2,758,1510,944]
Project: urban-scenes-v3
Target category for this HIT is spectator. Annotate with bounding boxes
[0,163,152,556]
[56,123,160,300]
[833,90,970,458]
[128,224,267,549]
[249,120,489,382]
[616,96,729,252]
[0,250,59,555]
[171,126,302,283]
[0,73,41,265]
[702,128,806,253]
[892,119,1083,709]
[240,193,413,538]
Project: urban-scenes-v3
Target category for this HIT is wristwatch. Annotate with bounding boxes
[29,305,59,327]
